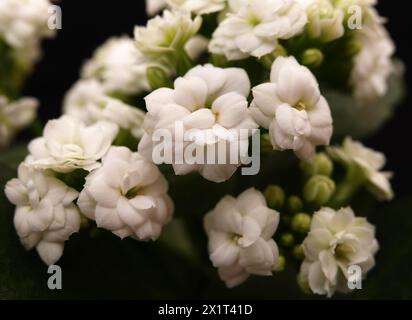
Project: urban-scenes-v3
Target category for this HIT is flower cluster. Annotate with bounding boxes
[3,0,402,298]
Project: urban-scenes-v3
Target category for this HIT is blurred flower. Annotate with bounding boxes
[81,37,150,96]
[327,137,393,200]
[64,79,146,139]
[204,188,280,287]
[135,10,202,70]
[5,164,80,265]
[27,116,118,173]
[185,35,209,61]
[250,56,333,160]
[350,8,395,103]
[138,64,257,183]
[299,207,378,297]
[146,0,169,16]
[78,146,174,241]
[209,0,307,60]
[0,0,55,49]
[167,0,227,15]
[0,96,38,147]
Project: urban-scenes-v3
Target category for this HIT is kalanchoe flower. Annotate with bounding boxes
[327,137,394,201]
[209,0,307,60]
[146,0,169,16]
[5,164,81,265]
[27,115,118,173]
[167,0,227,15]
[204,188,280,288]
[77,146,174,241]
[350,8,395,103]
[299,207,378,297]
[134,10,202,70]
[250,56,333,160]
[138,64,258,183]
[63,79,146,139]
[0,0,55,49]
[81,37,150,96]
[0,96,38,147]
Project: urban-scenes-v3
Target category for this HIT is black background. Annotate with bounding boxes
[23,0,412,196]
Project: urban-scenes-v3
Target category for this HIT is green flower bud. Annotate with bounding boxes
[147,66,172,90]
[304,175,336,205]
[301,152,334,177]
[292,245,305,260]
[264,185,285,209]
[274,256,286,272]
[301,48,324,68]
[281,233,295,247]
[288,195,303,213]
[291,213,312,234]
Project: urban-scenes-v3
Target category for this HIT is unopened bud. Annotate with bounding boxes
[281,233,295,247]
[288,195,303,213]
[301,152,334,177]
[264,185,285,209]
[291,213,312,234]
[275,256,286,272]
[301,48,324,68]
[293,245,305,260]
[304,175,336,205]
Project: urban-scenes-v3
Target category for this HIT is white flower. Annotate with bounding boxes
[185,35,209,61]
[250,57,333,160]
[81,37,150,96]
[327,137,393,201]
[167,0,227,15]
[135,10,202,69]
[5,164,81,265]
[63,80,146,139]
[204,188,280,288]
[77,146,174,241]
[138,64,257,183]
[350,8,395,103]
[27,116,118,173]
[304,0,344,42]
[209,0,307,60]
[0,0,55,49]
[146,0,169,16]
[299,207,378,297]
[0,96,38,147]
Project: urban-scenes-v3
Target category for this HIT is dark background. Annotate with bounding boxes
[23,1,412,197]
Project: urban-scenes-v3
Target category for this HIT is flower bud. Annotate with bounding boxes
[281,233,295,247]
[300,152,334,177]
[304,175,336,205]
[291,213,312,234]
[306,0,345,43]
[288,195,303,213]
[293,245,305,260]
[275,256,286,272]
[264,185,285,209]
[147,66,172,90]
[301,48,324,68]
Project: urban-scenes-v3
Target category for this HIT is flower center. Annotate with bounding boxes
[294,101,307,111]
[125,186,141,199]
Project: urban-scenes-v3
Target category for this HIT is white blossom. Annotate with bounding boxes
[185,35,209,61]
[0,0,55,49]
[167,0,227,15]
[299,207,378,297]
[5,164,81,265]
[63,80,146,139]
[250,56,333,160]
[138,64,258,183]
[204,188,280,288]
[350,8,395,103]
[81,37,150,96]
[327,137,394,201]
[27,116,118,173]
[135,10,202,69]
[209,0,307,60]
[0,96,38,147]
[77,146,174,241]
[146,0,169,17]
